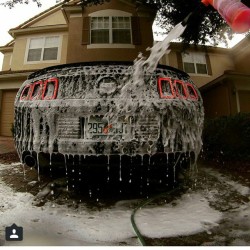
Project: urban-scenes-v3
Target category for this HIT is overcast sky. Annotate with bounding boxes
[0,1,245,70]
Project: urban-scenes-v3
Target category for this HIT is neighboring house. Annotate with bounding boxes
[0,0,156,136]
[160,36,250,118]
[200,35,250,117]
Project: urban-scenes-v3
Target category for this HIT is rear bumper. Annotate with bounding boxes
[57,139,162,155]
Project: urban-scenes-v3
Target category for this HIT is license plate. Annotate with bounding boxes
[85,115,128,140]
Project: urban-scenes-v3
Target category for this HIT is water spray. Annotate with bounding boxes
[201,0,250,33]
[143,12,196,74]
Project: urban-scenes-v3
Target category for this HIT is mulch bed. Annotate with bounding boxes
[0,151,20,164]
[199,157,250,188]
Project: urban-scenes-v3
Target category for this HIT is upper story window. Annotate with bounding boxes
[182,52,208,75]
[27,36,60,62]
[90,16,131,44]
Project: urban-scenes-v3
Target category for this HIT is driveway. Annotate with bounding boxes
[0,155,250,246]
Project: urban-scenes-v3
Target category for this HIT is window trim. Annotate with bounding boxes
[24,35,62,64]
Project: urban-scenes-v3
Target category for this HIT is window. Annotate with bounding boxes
[90,16,131,44]
[27,36,60,62]
[182,53,208,75]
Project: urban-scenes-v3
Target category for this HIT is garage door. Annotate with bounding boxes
[0,90,17,136]
[239,90,250,113]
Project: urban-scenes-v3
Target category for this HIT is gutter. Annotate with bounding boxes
[0,71,35,80]
[9,25,68,38]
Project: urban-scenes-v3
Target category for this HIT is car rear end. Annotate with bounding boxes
[14,62,204,195]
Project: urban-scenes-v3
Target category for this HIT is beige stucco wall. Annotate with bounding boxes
[209,52,235,77]
[10,32,68,71]
[202,84,232,118]
[165,49,235,88]
[30,10,67,27]
[233,36,250,74]
[0,79,24,90]
[202,75,250,118]
[66,0,155,63]
[193,52,234,88]
[1,52,12,71]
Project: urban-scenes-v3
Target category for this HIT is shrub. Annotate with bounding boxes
[202,113,250,161]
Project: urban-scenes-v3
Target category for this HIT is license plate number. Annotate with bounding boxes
[85,115,127,139]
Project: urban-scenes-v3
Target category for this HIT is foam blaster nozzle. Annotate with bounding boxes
[181,12,194,26]
[201,0,250,33]
[201,0,212,6]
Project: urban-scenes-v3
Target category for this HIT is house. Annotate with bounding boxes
[0,0,156,136]
[0,0,249,136]
[160,35,250,118]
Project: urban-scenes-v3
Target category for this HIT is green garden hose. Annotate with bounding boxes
[130,154,184,246]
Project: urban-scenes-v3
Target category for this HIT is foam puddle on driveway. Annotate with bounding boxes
[1,162,250,246]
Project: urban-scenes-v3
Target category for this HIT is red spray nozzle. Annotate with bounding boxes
[201,0,250,33]
[201,0,212,6]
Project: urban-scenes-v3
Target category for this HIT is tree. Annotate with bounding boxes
[153,0,232,47]
[1,0,249,46]
[0,0,42,8]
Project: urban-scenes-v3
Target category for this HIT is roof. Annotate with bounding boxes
[169,42,230,54]
[200,70,250,92]
[0,70,35,80]
[0,40,14,53]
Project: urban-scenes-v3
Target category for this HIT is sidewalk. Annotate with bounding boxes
[0,136,16,154]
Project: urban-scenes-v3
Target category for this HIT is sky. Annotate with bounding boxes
[0,1,246,70]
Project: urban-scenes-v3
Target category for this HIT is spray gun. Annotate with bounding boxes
[201,0,250,33]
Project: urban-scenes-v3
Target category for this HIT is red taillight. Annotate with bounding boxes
[20,85,32,101]
[42,78,59,100]
[158,78,175,99]
[20,78,59,101]
[186,83,198,100]
[173,80,188,99]
[158,77,198,101]
[30,81,43,100]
